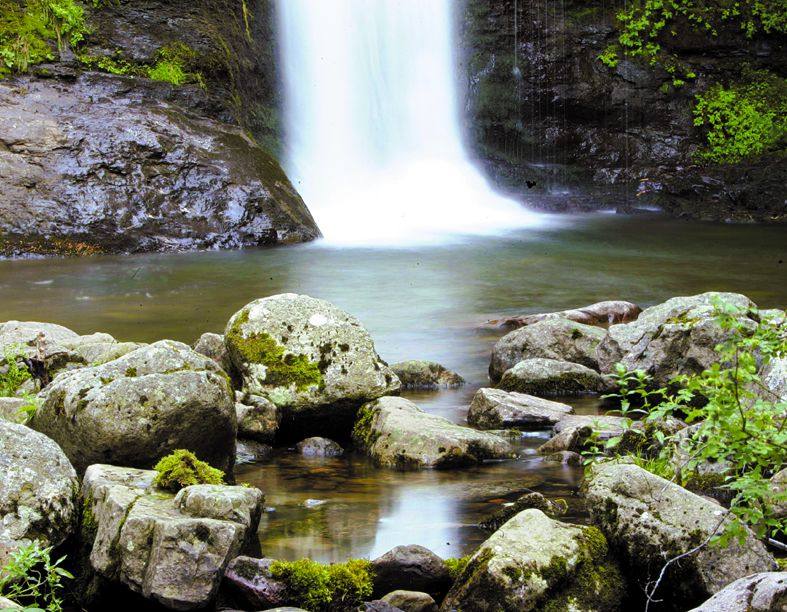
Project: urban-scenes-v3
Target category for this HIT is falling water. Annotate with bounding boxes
[278,0,544,246]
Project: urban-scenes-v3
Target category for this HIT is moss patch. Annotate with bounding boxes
[152,449,224,492]
[269,558,373,611]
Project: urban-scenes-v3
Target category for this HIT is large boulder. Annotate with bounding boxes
[81,464,263,610]
[441,509,625,611]
[596,292,758,384]
[584,462,776,609]
[688,572,787,611]
[352,397,512,469]
[31,340,236,474]
[0,422,78,567]
[390,361,464,390]
[489,319,606,382]
[466,388,573,430]
[492,301,642,330]
[371,545,451,599]
[224,294,400,437]
[498,358,608,396]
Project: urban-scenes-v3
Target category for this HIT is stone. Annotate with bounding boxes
[296,437,344,457]
[0,597,21,609]
[380,590,436,612]
[225,294,400,437]
[193,333,235,377]
[543,450,582,466]
[466,388,573,430]
[236,395,280,443]
[353,397,512,469]
[236,440,274,466]
[553,414,627,439]
[31,340,236,474]
[442,509,624,611]
[760,356,787,402]
[537,426,593,455]
[222,556,288,610]
[0,422,78,568]
[63,332,145,367]
[0,320,84,383]
[81,464,263,610]
[390,361,464,390]
[688,572,787,611]
[371,545,451,599]
[489,319,606,382]
[771,468,787,520]
[492,301,642,330]
[583,462,776,608]
[479,492,567,532]
[498,358,608,396]
[359,601,404,612]
[0,397,28,424]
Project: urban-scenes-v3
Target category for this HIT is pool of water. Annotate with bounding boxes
[1,213,785,561]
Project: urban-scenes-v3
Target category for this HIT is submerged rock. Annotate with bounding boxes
[542,450,582,466]
[688,572,787,611]
[442,509,625,611]
[225,294,400,437]
[493,301,642,330]
[371,545,451,599]
[0,422,78,567]
[296,437,344,457]
[390,361,464,390]
[380,590,436,612]
[498,358,608,396]
[352,397,512,469]
[584,462,776,608]
[489,319,606,382]
[32,340,236,474]
[467,387,573,430]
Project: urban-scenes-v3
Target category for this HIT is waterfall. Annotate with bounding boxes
[278,0,543,246]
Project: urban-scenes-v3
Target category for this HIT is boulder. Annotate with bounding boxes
[0,320,84,384]
[688,572,787,611]
[31,340,236,474]
[466,388,573,430]
[222,556,288,610]
[236,395,280,443]
[380,590,436,612]
[760,356,786,402]
[81,464,263,610]
[0,597,21,609]
[442,509,624,611]
[0,422,78,567]
[353,397,512,469]
[0,397,28,424]
[479,492,566,532]
[371,545,451,599]
[63,333,145,367]
[498,358,608,396]
[224,294,400,437]
[193,333,235,377]
[537,426,593,454]
[542,450,582,466]
[489,319,606,382]
[235,440,273,466]
[584,462,776,608]
[596,292,758,385]
[296,437,344,457]
[771,467,787,520]
[492,300,642,330]
[360,601,404,612]
[390,361,464,390]
[553,414,627,439]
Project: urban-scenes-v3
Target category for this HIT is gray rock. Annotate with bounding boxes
[296,437,344,457]
[236,395,280,443]
[442,509,624,611]
[0,397,29,424]
[31,340,236,474]
[223,556,288,610]
[0,320,84,383]
[235,439,274,466]
[193,333,234,376]
[467,388,573,430]
[63,333,145,366]
[489,319,606,382]
[688,572,787,611]
[0,596,21,609]
[553,414,627,438]
[479,492,566,532]
[81,464,263,610]
[771,468,787,520]
[584,462,776,607]
[493,300,642,330]
[225,294,400,435]
[353,397,512,469]
[371,545,450,599]
[0,422,78,568]
[380,590,436,612]
[390,361,464,390]
[543,450,582,465]
[761,356,786,402]
[359,601,404,612]
[537,425,593,454]
[498,358,608,396]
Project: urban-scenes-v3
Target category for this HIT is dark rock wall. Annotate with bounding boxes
[457,0,786,221]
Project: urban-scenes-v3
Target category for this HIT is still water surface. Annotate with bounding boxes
[1,214,785,561]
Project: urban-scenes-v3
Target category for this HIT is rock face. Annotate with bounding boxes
[596,292,757,385]
[353,397,512,469]
[0,422,78,567]
[467,388,573,430]
[493,301,642,330]
[32,340,236,474]
[688,572,787,612]
[442,509,624,611]
[225,294,400,437]
[0,73,320,257]
[489,319,606,382]
[371,545,451,599]
[584,462,776,608]
[498,358,608,396]
[81,464,263,610]
[390,361,464,390]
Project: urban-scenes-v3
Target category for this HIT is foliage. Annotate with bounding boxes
[147,42,204,88]
[0,346,31,397]
[152,449,224,492]
[268,558,374,611]
[0,541,73,612]
[445,556,470,582]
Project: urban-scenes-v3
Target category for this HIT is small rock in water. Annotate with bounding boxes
[479,491,567,532]
[296,436,344,457]
[381,590,437,612]
[390,360,464,390]
[543,450,582,466]
[303,498,326,508]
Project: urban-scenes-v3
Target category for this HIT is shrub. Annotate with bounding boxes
[152,449,224,492]
[269,558,374,611]
[0,541,73,612]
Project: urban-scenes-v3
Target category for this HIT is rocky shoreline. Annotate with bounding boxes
[0,291,785,610]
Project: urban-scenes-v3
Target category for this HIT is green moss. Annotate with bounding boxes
[147,41,204,87]
[445,556,470,582]
[351,403,380,451]
[124,367,137,378]
[269,558,373,612]
[227,309,324,392]
[152,449,224,492]
[0,346,31,396]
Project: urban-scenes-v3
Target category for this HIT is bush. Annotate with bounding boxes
[152,449,224,492]
[269,558,374,611]
[0,541,73,612]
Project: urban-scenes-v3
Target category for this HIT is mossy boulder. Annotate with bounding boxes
[353,397,512,470]
[31,340,236,474]
[489,319,606,382]
[441,509,625,611]
[225,294,400,437]
[467,387,573,430]
[583,462,776,609]
[498,358,608,396]
[390,361,464,390]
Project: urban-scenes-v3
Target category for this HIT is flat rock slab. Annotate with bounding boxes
[492,300,642,330]
[467,387,573,430]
